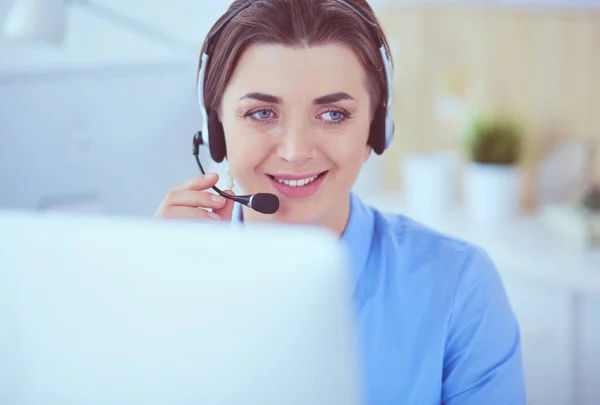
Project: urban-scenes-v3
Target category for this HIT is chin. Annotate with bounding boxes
[274,203,324,225]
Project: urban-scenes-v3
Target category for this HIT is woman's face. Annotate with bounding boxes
[220,43,373,226]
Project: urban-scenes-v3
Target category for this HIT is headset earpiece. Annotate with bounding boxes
[368,106,387,155]
[207,111,227,163]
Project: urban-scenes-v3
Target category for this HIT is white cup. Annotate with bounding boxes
[402,151,458,219]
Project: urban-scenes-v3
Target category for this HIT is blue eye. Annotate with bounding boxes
[327,111,343,121]
[254,109,273,119]
[322,110,347,122]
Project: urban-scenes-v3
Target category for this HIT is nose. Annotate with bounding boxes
[277,117,316,166]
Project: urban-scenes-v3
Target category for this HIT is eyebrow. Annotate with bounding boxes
[239,91,355,105]
[313,92,355,105]
[240,92,282,104]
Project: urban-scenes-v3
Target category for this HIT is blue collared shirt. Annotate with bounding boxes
[233,192,527,404]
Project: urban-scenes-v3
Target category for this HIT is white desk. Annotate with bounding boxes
[361,192,600,405]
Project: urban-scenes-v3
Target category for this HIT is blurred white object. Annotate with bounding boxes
[3,0,67,44]
[535,139,589,205]
[0,210,361,405]
[540,204,600,249]
[402,151,457,218]
[463,163,521,226]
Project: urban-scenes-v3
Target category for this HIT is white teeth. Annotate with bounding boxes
[274,175,319,187]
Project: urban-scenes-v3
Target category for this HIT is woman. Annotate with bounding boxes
[155,0,527,403]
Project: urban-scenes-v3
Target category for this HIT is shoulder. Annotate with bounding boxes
[365,202,503,300]
[358,200,525,402]
[370,204,491,271]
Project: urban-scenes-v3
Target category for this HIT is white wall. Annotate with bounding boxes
[0,1,232,216]
[0,0,228,73]
[0,62,215,216]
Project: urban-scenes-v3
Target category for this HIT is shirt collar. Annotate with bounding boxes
[230,192,375,287]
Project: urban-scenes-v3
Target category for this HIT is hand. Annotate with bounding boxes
[154,173,235,221]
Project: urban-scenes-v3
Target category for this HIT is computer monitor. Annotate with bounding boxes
[0,210,362,405]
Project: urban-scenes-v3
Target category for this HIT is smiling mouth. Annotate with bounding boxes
[267,171,328,187]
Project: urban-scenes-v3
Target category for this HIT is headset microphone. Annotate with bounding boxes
[192,132,280,215]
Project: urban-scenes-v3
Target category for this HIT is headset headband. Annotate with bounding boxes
[206,0,388,57]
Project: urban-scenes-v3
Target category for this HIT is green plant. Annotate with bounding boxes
[582,187,600,212]
[465,115,523,165]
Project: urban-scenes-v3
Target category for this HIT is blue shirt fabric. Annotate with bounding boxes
[233,192,527,404]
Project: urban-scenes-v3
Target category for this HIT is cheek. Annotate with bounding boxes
[221,119,270,184]
[222,112,276,152]
[328,122,371,170]
[337,147,369,181]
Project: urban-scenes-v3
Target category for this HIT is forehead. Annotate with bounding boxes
[223,43,370,101]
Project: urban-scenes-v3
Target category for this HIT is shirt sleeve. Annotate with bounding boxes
[442,247,527,405]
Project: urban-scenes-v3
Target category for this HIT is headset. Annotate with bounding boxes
[192,0,395,215]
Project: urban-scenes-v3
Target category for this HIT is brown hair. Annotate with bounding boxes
[199,0,392,119]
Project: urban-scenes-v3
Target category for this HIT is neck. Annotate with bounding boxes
[241,193,352,237]
[325,193,352,237]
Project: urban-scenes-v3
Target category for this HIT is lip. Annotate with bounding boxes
[268,172,324,181]
[266,171,328,199]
